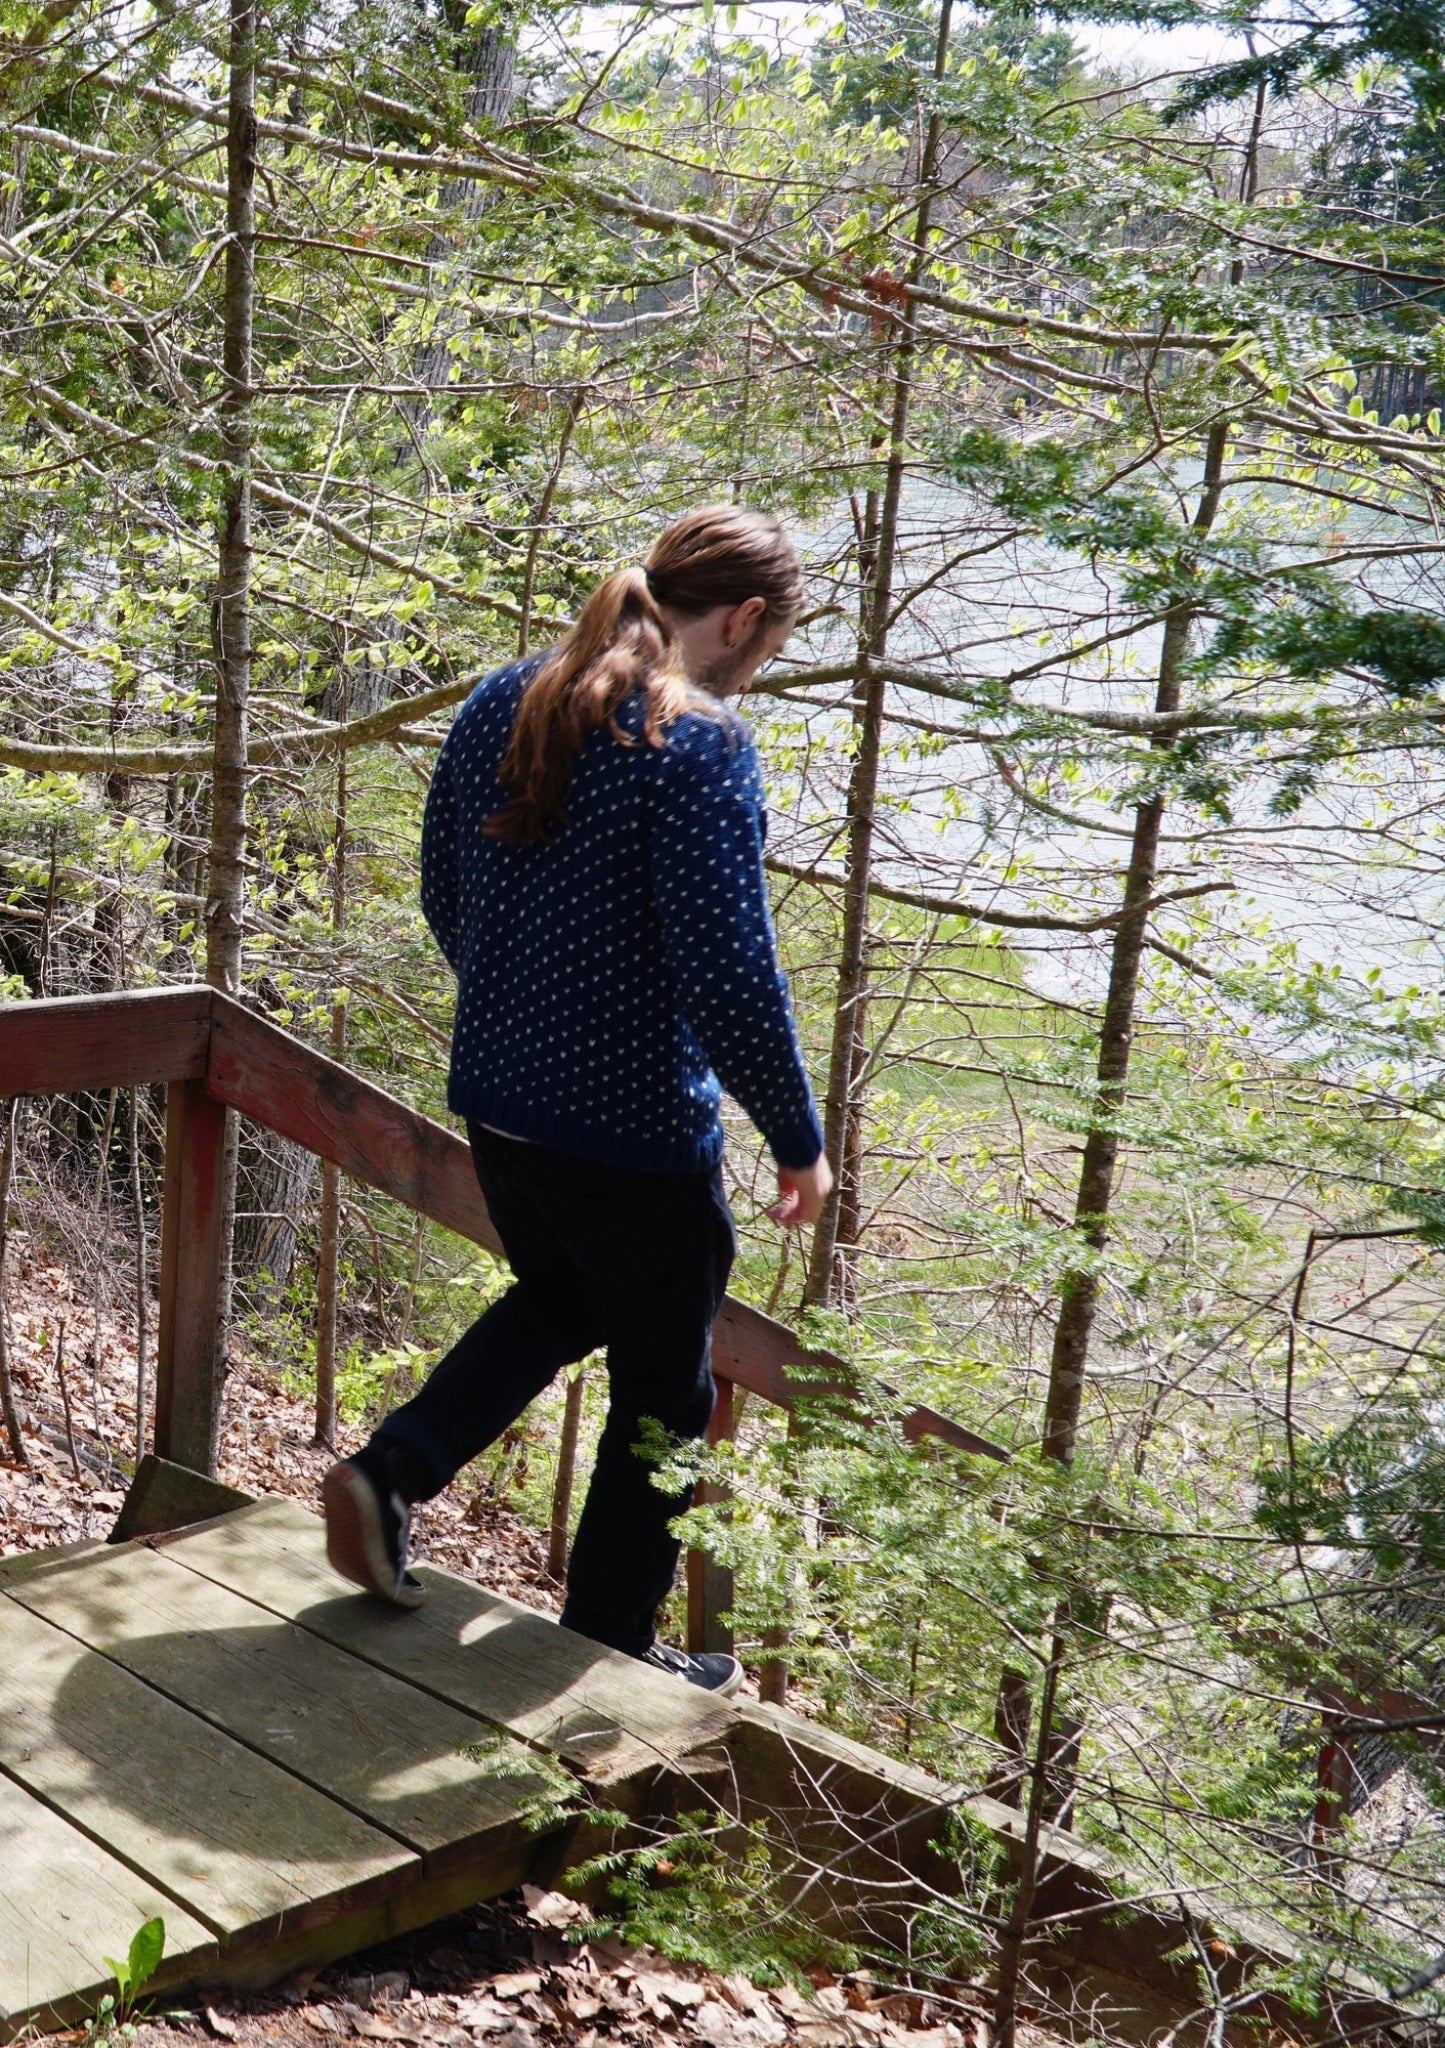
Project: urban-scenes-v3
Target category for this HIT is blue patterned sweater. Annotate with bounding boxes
[420,656,825,1174]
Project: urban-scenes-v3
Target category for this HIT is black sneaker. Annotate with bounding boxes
[640,1642,744,1696]
[322,1457,425,1609]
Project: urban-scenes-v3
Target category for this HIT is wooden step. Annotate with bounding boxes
[156,1497,733,1787]
[8,1541,552,1881]
[0,1770,215,2037]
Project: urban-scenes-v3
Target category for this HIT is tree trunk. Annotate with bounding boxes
[518,389,583,658]
[314,743,348,1449]
[546,1368,586,1579]
[991,1628,1066,2048]
[409,23,516,409]
[200,0,257,1474]
[990,421,1230,2048]
[804,0,954,1309]
[1040,418,1227,1466]
[993,131,1258,2041]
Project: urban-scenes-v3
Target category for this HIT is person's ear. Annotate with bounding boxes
[724,596,767,646]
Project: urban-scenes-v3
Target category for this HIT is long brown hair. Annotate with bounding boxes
[487,505,803,847]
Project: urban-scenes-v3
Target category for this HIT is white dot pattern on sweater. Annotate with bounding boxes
[420,657,825,1174]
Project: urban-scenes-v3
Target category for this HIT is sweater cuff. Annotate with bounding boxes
[768,1110,826,1172]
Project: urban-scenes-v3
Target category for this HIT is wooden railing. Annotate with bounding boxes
[0,986,1007,1657]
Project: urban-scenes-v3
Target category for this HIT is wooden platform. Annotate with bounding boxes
[0,1495,1401,2047]
[0,1496,733,2039]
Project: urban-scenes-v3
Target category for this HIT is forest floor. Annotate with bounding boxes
[0,1227,1031,2048]
[0,1214,564,1603]
[119,1887,993,2048]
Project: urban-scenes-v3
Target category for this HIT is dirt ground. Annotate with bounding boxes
[0,1229,560,1603]
[119,1887,990,2048]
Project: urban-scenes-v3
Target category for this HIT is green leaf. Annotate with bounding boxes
[127,1917,165,1994]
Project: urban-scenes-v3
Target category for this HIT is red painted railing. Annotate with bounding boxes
[0,986,1007,1657]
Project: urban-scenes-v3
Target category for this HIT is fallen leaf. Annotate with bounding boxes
[521,1885,589,1929]
[489,1973,542,2001]
[303,2008,339,2035]
[715,1976,774,2019]
[204,2008,239,2039]
[693,2002,788,2048]
[635,1971,707,2011]
[454,1997,511,2033]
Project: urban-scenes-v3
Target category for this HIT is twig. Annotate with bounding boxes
[54,1318,81,1481]
[0,1101,28,1467]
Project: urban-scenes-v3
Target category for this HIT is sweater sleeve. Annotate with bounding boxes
[649,715,824,1170]
[420,740,462,975]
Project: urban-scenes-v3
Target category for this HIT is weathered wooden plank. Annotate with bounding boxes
[205,997,501,1252]
[0,1767,216,2041]
[0,987,212,1098]
[12,1542,549,1879]
[0,1539,106,1588]
[160,1499,731,1786]
[110,1455,253,1544]
[154,1079,229,1474]
[0,1592,414,1942]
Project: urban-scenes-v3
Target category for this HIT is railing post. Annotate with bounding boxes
[687,1372,735,1656]
[758,1407,802,1705]
[1312,1716,1352,1870]
[154,1079,229,1475]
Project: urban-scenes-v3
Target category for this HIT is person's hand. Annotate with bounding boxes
[767,1153,834,1229]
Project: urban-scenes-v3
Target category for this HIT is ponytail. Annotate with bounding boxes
[486,569,688,847]
[487,505,802,848]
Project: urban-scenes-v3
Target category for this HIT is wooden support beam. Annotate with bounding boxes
[155,1079,229,1474]
[109,1453,253,1543]
[0,986,212,1095]
[1312,1717,1353,1868]
[687,1373,735,1657]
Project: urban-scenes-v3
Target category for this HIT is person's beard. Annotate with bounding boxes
[695,617,770,698]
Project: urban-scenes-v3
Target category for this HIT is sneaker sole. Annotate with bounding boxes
[321,1462,425,1610]
[647,1653,745,1697]
[710,1660,745,1699]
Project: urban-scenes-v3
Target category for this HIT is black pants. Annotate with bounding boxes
[367,1125,736,1656]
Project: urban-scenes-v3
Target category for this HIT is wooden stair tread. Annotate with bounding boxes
[157,1497,732,1784]
[0,1591,415,1941]
[0,1769,216,2037]
[9,1542,552,1872]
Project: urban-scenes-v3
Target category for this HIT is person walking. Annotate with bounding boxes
[321,505,832,1694]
